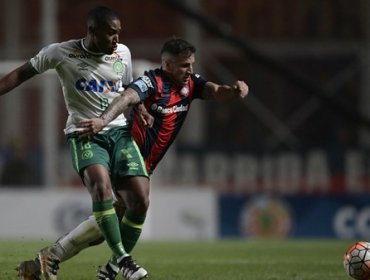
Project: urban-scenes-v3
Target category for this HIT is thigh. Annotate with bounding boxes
[115,176,150,212]
[68,136,110,175]
[110,133,148,188]
[83,164,113,201]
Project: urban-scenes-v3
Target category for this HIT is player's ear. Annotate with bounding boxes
[162,58,172,71]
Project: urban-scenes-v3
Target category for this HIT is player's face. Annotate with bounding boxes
[92,19,121,54]
[167,53,195,86]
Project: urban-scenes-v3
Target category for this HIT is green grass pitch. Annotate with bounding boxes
[0,239,353,279]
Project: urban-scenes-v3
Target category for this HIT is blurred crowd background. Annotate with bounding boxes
[1,0,370,240]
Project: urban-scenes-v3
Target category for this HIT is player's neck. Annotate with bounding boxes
[82,37,99,54]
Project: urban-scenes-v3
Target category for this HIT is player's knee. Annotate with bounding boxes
[83,166,112,200]
[88,181,113,201]
[130,196,150,213]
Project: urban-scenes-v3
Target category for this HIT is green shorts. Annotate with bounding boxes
[67,126,148,188]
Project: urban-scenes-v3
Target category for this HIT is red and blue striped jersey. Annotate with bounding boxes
[129,68,207,174]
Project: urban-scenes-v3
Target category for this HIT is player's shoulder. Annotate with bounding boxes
[191,73,203,79]
[116,43,131,55]
[59,38,81,47]
[48,38,79,48]
[130,69,158,92]
[191,72,207,83]
[41,38,81,53]
[146,68,159,77]
[143,69,160,85]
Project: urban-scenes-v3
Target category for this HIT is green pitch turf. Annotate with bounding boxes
[0,239,353,279]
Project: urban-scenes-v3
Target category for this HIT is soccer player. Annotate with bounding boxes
[17,37,249,280]
[0,6,151,280]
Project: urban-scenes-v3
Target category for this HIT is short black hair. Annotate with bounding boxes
[87,6,119,27]
[160,37,196,57]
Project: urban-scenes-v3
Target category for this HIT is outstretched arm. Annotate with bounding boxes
[0,63,37,96]
[77,88,141,137]
[201,80,249,101]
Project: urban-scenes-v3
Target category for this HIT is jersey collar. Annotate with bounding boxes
[80,38,105,56]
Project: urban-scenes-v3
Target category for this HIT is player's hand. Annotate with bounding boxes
[76,118,105,138]
[233,80,249,98]
[138,110,154,128]
[135,103,154,128]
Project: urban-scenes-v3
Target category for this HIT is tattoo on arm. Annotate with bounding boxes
[100,88,140,124]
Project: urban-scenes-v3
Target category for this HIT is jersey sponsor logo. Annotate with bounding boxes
[75,78,122,94]
[68,52,91,59]
[150,103,189,114]
[104,55,121,62]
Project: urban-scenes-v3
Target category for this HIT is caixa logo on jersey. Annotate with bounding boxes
[333,206,370,239]
[75,78,122,93]
[53,201,91,234]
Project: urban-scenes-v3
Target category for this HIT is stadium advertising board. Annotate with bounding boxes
[159,150,370,194]
[219,194,370,239]
[0,188,217,240]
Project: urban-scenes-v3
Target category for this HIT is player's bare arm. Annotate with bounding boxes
[201,80,249,101]
[0,63,37,96]
[77,88,141,137]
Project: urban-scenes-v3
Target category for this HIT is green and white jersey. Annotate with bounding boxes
[29,38,133,134]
